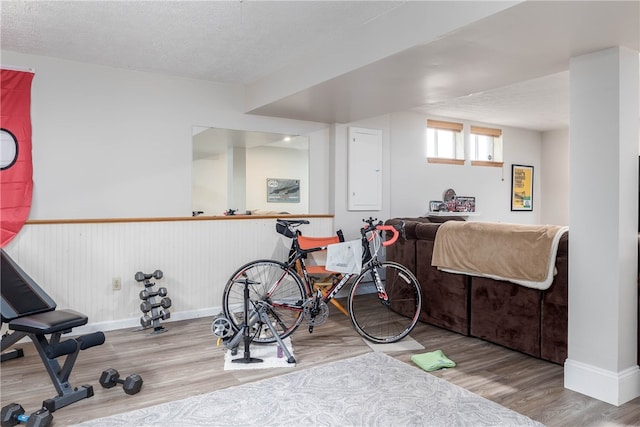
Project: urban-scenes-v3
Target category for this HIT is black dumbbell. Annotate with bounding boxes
[139,297,172,313]
[1,404,52,427]
[139,287,168,300]
[140,310,170,328]
[99,368,143,395]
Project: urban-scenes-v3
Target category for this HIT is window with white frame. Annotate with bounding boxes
[426,119,464,164]
[470,125,503,166]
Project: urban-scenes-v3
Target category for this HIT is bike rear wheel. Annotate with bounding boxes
[222,259,306,344]
[348,261,422,343]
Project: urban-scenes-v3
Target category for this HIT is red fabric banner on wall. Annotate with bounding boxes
[1,69,34,247]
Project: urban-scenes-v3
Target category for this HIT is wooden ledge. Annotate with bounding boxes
[26,214,333,225]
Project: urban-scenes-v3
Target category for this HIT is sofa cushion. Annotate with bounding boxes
[415,222,440,240]
[470,277,542,358]
[540,232,569,364]
[415,237,469,335]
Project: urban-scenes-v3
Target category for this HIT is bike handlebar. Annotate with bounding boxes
[276,217,403,248]
[375,225,399,247]
[360,217,403,247]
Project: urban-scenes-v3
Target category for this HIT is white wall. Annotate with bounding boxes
[3,50,558,229]
[565,47,639,405]
[332,115,392,239]
[308,127,331,215]
[246,145,309,214]
[192,155,227,215]
[1,51,329,220]
[541,129,570,225]
[330,111,544,237]
[194,146,309,216]
[4,217,335,332]
[2,50,568,330]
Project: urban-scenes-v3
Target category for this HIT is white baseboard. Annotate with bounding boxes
[565,358,640,406]
[72,306,224,335]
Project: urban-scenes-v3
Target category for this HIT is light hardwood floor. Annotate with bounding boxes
[1,310,639,426]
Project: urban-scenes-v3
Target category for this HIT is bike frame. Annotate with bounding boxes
[266,221,398,311]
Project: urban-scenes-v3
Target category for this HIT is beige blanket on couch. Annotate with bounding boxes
[431,221,569,290]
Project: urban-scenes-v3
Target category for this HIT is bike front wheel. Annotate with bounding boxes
[222,259,306,344]
[348,261,422,343]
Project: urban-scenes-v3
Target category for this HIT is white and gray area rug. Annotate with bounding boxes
[72,351,544,427]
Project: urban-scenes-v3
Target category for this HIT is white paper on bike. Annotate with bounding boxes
[326,240,362,274]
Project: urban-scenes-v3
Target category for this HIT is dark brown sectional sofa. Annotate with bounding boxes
[386,217,639,366]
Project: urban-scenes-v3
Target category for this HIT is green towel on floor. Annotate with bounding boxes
[411,349,456,372]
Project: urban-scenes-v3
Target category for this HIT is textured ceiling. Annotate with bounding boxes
[0,1,402,84]
[1,1,638,132]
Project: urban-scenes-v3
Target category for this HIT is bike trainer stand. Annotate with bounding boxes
[228,277,295,365]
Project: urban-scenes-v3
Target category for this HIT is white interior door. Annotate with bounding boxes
[348,127,382,211]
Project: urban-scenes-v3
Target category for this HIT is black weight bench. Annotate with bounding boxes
[1,249,105,413]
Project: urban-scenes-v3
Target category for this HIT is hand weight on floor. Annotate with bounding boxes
[1,404,52,427]
[99,368,143,395]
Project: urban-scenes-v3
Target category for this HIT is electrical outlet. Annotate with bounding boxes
[112,277,122,291]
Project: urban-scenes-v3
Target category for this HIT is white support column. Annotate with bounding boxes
[565,47,640,405]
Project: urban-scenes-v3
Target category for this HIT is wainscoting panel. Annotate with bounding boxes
[4,217,333,332]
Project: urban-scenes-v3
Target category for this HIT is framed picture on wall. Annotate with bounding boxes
[511,164,533,211]
[267,178,300,203]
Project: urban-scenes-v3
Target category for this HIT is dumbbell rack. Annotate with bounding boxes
[134,270,171,335]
